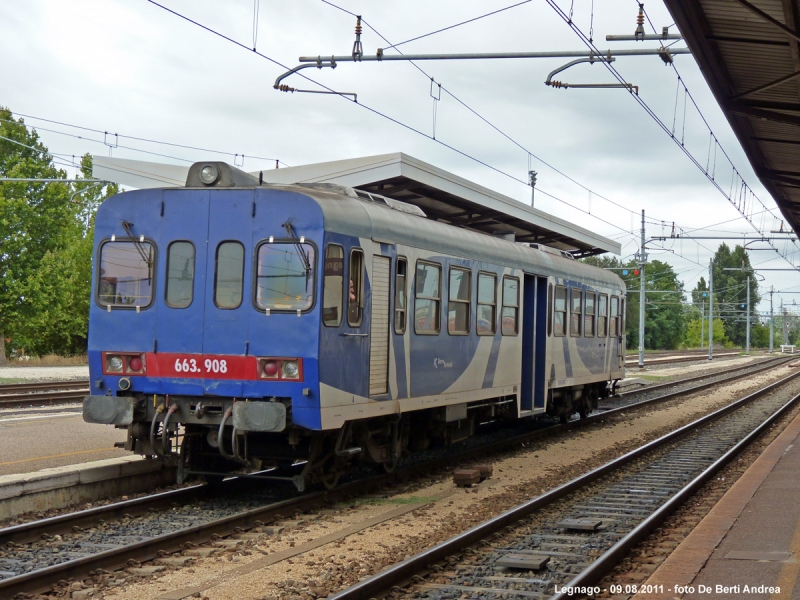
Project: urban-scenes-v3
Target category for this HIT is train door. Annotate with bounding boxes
[369,255,391,396]
[153,189,209,395]
[619,298,626,370]
[520,275,548,413]
[201,190,254,396]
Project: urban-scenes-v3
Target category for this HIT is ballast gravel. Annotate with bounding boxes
[87,363,796,600]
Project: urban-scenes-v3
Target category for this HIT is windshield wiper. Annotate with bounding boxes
[282,220,311,275]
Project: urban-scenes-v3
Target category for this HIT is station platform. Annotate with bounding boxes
[633,410,800,600]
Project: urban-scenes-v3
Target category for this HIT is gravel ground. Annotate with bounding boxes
[88,364,796,600]
[0,365,89,382]
[596,400,800,599]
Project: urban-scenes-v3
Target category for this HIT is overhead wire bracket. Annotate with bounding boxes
[545,56,638,94]
[273,57,357,102]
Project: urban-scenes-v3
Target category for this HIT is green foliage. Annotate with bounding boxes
[581,256,686,350]
[710,243,760,347]
[684,317,730,348]
[750,321,771,348]
[0,109,118,359]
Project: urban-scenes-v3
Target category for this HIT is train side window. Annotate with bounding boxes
[584,292,595,337]
[570,288,582,337]
[597,294,608,337]
[477,272,497,335]
[348,248,364,326]
[322,244,344,326]
[415,261,441,334]
[609,296,619,337]
[448,267,471,335]
[98,240,155,308]
[553,286,567,336]
[621,298,626,334]
[501,276,519,336]
[214,241,244,309]
[547,283,553,336]
[394,258,408,334]
[165,241,195,309]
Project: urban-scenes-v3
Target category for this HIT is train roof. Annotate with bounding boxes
[288,183,623,290]
[93,153,620,258]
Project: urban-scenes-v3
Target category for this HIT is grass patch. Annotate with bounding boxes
[637,375,670,382]
[2,354,88,368]
[348,495,440,508]
[0,378,27,384]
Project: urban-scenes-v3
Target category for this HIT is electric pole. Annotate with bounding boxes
[636,210,647,369]
[770,287,774,353]
[723,267,753,355]
[700,300,705,350]
[708,258,714,360]
[746,275,750,355]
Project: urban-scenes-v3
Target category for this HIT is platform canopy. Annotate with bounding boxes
[93,152,620,257]
[665,0,800,235]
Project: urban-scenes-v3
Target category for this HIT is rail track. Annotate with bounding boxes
[330,371,800,600]
[0,357,790,597]
[623,349,742,367]
[0,380,89,408]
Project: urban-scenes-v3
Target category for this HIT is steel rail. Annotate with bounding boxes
[0,485,205,547]
[0,389,88,407]
[552,387,800,598]
[329,369,800,600]
[615,355,791,401]
[0,357,787,596]
[0,380,89,393]
[624,350,740,366]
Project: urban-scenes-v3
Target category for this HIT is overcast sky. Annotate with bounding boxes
[3,0,799,318]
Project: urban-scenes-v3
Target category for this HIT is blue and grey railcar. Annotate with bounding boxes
[83,162,625,489]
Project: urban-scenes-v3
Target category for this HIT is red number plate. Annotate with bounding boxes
[145,353,258,380]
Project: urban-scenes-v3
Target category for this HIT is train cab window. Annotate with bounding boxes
[255,242,315,312]
[553,286,567,336]
[215,241,244,309]
[621,298,626,335]
[597,294,608,337]
[609,296,619,337]
[448,267,471,335]
[322,244,344,326]
[584,292,595,337]
[477,272,497,335]
[348,249,364,326]
[414,261,441,334]
[501,276,519,336]
[570,289,582,337]
[165,241,195,309]
[547,283,553,336]
[98,240,155,308]
[394,258,408,334]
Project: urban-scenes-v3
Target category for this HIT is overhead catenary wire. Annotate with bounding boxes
[546,0,800,274]
[317,0,671,224]
[144,0,640,237]
[10,112,288,167]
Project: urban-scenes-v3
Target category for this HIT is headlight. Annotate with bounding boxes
[200,164,219,185]
[282,360,299,378]
[108,356,123,372]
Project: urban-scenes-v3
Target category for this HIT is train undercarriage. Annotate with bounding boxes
[104,381,614,491]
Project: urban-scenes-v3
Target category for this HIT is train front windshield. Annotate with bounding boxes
[255,242,316,311]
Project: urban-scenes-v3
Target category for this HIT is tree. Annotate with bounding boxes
[684,317,730,348]
[710,243,760,347]
[0,110,117,361]
[582,256,686,350]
